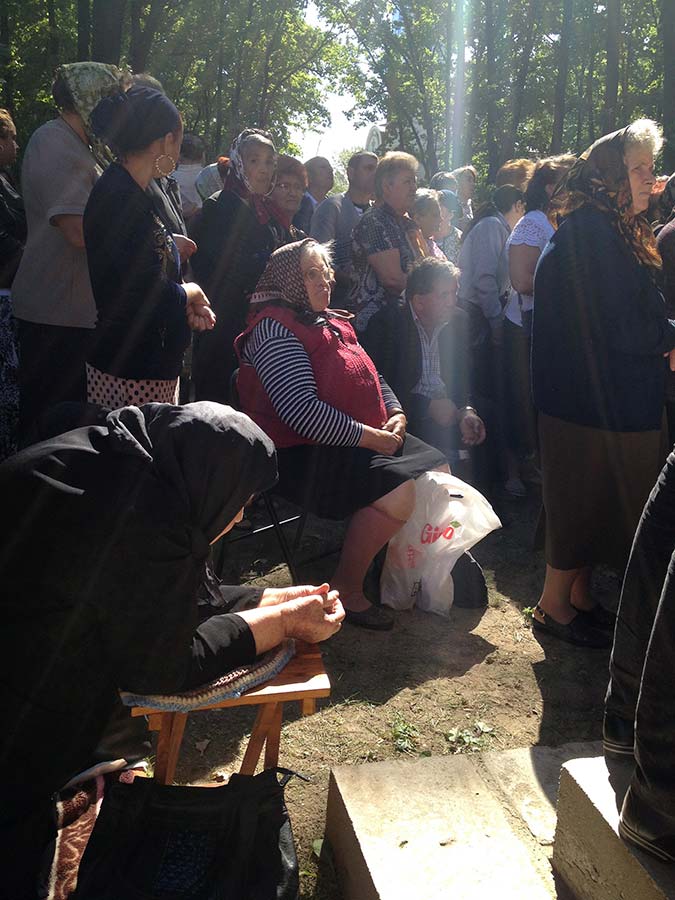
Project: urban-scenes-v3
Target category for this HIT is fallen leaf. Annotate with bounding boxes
[311,838,324,859]
[195,739,210,755]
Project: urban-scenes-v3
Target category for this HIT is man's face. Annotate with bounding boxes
[307,157,334,195]
[348,156,377,196]
[411,275,457,329]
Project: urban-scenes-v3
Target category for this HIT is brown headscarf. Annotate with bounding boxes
[560,126,661,270]
[248,239,344,330]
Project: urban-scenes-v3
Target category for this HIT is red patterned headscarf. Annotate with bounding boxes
[559,127,661,271]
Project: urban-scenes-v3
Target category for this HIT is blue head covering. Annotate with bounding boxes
[91,85,181,156]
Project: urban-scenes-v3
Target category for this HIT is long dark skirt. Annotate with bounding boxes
[539,412,667,571]
[503,317,537,457]
[276,433,447,520]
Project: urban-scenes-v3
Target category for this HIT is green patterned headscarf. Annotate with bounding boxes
[55,62,127,167]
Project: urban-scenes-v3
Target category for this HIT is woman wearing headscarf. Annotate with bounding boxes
[0,401,343,897]
[236,239,447,630]
[83,85,215,407]
[531,119,675,648]
[191,128,287,402]
[11,62,128,443]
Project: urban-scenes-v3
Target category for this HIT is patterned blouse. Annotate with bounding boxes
[349,203,426,332]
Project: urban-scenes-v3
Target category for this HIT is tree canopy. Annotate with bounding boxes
[0,0,672,177]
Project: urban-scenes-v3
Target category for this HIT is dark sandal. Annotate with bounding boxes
[344,604,394,631]
[572,604,616,632]
[532,604,612,648]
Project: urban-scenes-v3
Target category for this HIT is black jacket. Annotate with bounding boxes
[361,300,472,425]
[0,170,26,289]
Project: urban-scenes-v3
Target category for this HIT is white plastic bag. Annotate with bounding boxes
[380,471,501,617]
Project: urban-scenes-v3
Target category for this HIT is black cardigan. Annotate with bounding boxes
[532,204,675,432]
[84,163,190,380]
[361,300,472,425]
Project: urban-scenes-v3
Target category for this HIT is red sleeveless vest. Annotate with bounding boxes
[235,306,388,448]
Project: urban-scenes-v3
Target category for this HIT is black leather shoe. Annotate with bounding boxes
[532,605,612,648]
[620,784,675,863]
[344,604,394,631]
[603,711,635,760]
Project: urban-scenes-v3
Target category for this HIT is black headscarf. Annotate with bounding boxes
[0,402,277,721]
[559,126,661,271]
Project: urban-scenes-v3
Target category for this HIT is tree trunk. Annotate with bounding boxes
[442,0,453,169]
[600,0,621,134]
[129,0,166,73]
[451,0,465,166]
[0,0,12,113]
[501,0,538,163]
[550,0,573,153]
[663,0,675,172]
[213,0,226,153]
[47,0,59,73]
[484,0,501,180]
[77,0,91,60]
[91,0,126,65]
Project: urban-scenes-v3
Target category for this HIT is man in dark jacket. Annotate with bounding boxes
[362,257,489,487]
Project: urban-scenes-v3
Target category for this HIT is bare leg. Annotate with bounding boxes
[332,480,416,612]
[570,566,594,611]
[535,564,582,624]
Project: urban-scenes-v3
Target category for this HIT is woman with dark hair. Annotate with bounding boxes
[191,128,286,401]
[0,107,25,460]
[0,401,343,896]
[84,85,215,407]
[236,239,447,630]
[12,62,127,441]
[531,120,675,647]
[502,154,576,494]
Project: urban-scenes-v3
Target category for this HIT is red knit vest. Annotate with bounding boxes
[235,306,388,448]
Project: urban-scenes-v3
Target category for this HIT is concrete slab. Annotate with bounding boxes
[480,742,602,850]
[326,753,559,900]
[553,755,675,900]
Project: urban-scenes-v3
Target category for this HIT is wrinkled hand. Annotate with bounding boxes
[173,234,197,264]
[283,591,344,643]
[428,397,458,428]
[366,427,403,456]
[382,412,407,440]
[459,411,486,446]
[185,283,216,332]
[259,583,330,608]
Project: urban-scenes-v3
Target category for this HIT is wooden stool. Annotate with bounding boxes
[129,642,330,785]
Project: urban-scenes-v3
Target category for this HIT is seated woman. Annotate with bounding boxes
[236,239,447,630]
[0,402,343,897]
[84,85,216,407]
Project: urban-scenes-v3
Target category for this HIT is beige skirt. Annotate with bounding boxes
[538,412,667,571]
[86,363,179,409]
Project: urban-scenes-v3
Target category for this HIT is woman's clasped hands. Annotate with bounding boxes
[358,412,407,456]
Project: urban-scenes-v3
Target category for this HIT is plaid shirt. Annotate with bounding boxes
[410,305,447,400]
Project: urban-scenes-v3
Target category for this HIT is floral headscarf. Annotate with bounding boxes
[222,129,277,224]
[560,126,661,271]
[56,61,128,167]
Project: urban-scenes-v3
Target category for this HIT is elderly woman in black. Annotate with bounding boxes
[0,402,343,897]
[532,119,675,648]
[191,128,286,402]
[83,86,215,408]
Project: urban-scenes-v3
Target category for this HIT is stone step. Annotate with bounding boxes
[553,755,675,900]
[325,741,601,900]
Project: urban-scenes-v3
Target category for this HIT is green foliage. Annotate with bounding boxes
[0,0,670,174]
[390,713,419,753]
[445,720,494,754]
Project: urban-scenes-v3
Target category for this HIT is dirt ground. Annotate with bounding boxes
[174,488,619,899]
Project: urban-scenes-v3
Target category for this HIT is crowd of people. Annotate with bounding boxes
[3,59,675,891]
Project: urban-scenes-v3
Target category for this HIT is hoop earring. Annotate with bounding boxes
[154,153,176,178]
